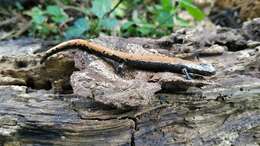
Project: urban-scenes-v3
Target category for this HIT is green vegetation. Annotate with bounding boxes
[14,0,205,39]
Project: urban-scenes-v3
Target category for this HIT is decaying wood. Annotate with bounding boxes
[0,20,259,145]
[214,0,260,20]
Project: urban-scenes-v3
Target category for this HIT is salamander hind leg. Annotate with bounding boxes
[182,68,192,80]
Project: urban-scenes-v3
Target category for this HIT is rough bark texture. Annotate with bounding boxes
[0,20,259,145]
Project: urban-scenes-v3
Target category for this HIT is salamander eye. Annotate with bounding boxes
[199,63,211,68]
[199,63,209,67]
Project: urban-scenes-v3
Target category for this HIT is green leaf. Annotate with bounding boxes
[82,8,90,15]
[113,3,126,18]
[121,21,135,30]
[100,18,118,30]
[160,0,172,11]
[46,5,63,16]
[52,15,68,24]
[64,18,90,39]
[175,15,189,27]
[179,0,205,21]
[137,23,154,35]
[74,18,90,30]
[182,0,192,3]
[91,0,112,18]
[156,11,173,27]
[46,5,68,24]
[31,7,46,24]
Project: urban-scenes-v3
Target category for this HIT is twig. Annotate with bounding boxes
[0,17,18,27]
[0,31,16,40]
[0,21,32,40]
[63,6,87,14]
[105,0,124,17]
[13,21,32,38]
[0,8,10,15]
[54,0,87,14]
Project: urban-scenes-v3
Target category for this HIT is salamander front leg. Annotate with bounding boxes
[115,62,126,76]
[182,68,192,80]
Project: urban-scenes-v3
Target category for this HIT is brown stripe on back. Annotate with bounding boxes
[42,39,200,66]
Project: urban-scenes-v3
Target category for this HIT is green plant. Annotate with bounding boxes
[121,0,205,37]
[25,0,205,39]
[26,5,69,38]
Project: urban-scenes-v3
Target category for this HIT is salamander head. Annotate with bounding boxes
[185,63,216,76]
[198,63,216,76]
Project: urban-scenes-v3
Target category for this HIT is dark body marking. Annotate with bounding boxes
[41,39,216,76]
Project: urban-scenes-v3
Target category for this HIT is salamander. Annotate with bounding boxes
[40,39,216,76]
